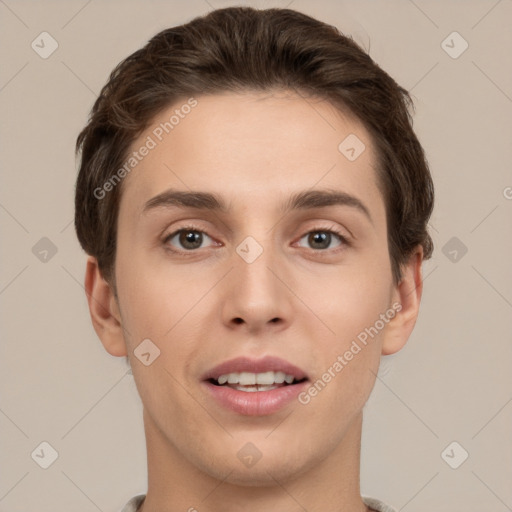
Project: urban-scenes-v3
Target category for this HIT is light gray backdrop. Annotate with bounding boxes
[1,0,511,511]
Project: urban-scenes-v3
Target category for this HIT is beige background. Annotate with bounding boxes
[1,0,511,510]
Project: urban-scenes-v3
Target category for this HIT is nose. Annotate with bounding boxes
[220,237,293,334]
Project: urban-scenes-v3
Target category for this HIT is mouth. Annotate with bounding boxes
[208,370,308,392]
[201,356,310,415]
[202,355,309,389]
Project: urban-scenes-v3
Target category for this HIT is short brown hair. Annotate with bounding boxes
[74,6,434,289]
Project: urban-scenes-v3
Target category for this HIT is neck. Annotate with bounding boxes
[139,408,370,512]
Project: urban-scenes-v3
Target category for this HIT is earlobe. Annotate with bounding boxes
[381,247,424,356]
[84,256,127,357]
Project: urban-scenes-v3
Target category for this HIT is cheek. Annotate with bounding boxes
[296,280,389,438]
[114,239,189,339]
[301,256,393,340]
[115,250,214,396]
[296,258,392,404]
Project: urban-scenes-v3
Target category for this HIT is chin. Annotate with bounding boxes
[207,460,307,487]
[191,442,318,487]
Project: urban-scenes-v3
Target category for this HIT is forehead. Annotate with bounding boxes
[118,91,383,219]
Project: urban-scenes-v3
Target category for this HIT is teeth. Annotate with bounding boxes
[215,371,297,386]
[239,372,256,385]
[232,384,277,392]
[217,375,229,385]
[273,371,286,384]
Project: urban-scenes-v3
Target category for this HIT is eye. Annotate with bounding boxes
[297,228,348,251]
[162,224,350,256]
[163,226,215,251]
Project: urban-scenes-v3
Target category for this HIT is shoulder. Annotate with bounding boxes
[119,494,146,512]
[119,494,393,512]
[362,495,398,512]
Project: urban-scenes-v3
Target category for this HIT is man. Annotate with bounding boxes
[74,7,434,512]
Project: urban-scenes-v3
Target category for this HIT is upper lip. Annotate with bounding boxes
[202,356,309,381]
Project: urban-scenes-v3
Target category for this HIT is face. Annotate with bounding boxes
[103,90,409,485]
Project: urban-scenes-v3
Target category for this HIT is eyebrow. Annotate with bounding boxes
[141,188,372,222]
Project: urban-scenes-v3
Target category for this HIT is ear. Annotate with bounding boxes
[381,246,424,356]
[84,256,127,357]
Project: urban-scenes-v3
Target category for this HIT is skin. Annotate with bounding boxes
[84,90,423,512]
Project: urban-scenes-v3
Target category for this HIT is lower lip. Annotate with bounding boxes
[202,380,309,416]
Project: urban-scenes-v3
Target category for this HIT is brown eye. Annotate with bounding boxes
[297,229,347,251]
[164,228,214,251]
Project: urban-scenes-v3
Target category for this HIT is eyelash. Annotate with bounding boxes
[162,223,350,256]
